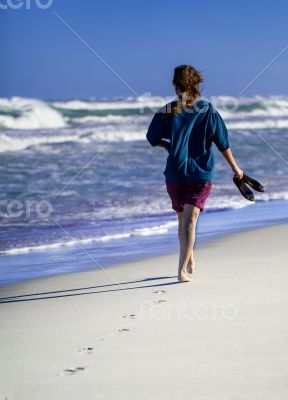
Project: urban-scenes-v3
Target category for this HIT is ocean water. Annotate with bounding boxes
[0,95,288,286]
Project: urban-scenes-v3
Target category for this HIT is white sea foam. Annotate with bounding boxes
[0,132,80,153]
[73,114,132,124]
[2,190,288,256]
[212,95,288,117]
[52,94,172,111]
[226,118,288,130]
[0,122,148,152]
[0,220,178,255]
[82,126,147,142]
[1,95,288,135]
[1,115,287,153]
[0,97,66,130]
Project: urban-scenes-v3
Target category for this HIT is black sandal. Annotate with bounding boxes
[243,174,265,192]
[233,176,255,201]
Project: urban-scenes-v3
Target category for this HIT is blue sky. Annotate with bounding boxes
[1,0,288,99]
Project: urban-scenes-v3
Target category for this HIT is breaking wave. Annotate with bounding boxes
[1,94,288,131]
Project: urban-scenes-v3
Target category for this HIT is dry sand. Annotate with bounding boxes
[1,224,288,400]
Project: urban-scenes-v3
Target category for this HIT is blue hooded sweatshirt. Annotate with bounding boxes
[146,99,230,183]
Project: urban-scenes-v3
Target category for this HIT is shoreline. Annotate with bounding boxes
[1,223,287,297]
[1,223,288,399]
[0,198,288,289]
[0,218,287,293]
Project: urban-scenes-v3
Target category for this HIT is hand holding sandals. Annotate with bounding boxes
[233,171,265,201]
[221,149,264,201]
[232,165,244,180]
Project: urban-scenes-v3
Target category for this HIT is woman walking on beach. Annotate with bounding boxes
[146,65,243,283]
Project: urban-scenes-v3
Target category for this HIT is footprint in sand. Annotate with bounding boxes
[109,327,130,335]
[153,290,167,304]
[61,367,85,376]
[122,313,136,319]
[117,328,130,333]
[78,346,93,355]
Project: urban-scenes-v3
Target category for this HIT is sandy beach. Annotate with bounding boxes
[1,223,288,400]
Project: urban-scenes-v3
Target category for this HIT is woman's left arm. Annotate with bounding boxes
[221,148,244,179]
[209,104,243,179]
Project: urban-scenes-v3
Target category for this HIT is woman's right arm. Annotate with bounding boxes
[146,109,171,150]
[157,139,171,152]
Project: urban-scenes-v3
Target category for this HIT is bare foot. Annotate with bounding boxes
[178,270,193,283]
[187,257,196,274]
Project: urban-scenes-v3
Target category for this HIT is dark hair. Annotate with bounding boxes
[171,64,203,114]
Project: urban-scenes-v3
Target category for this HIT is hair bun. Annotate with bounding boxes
[171,65,203,114]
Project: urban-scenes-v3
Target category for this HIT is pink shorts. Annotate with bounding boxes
[165,180,212,212]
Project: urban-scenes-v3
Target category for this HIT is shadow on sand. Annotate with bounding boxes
[0,275,180,304]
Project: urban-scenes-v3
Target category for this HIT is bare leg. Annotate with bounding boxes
[178,204,200,282]
[177,211,195,274]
